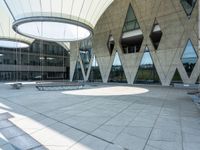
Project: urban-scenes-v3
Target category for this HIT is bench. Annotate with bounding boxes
[11,83,22,89]
[35,82,84,91]
[173,83,199,90]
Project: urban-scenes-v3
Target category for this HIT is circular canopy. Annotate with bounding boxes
[0,1,33,48]
[4,0,114,42]
[13,17,92,42]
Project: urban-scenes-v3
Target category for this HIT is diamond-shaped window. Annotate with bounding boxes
[149,19,163,50]
[181,39,198,77]
[120,4,144,54]
[134,47,160,84]
[180,0,197,18]
[107,34,115,55]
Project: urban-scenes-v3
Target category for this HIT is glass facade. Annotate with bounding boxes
[79,39,92,74]
[181,40,198,77]
[134,47,160,84]
[73,61,84,81]
[171,69,183,84]
[180,0,197,17]
[108,52,127,83]
[149,19,162,50]
[88,56,102,82]
[120,4,143,54]
[0,40,70,81]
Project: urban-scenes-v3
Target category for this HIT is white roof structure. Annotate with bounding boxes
[0,1,33,48]
[4,0,114,42]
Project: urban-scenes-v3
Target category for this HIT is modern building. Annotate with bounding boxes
[0,40,70,81]
[71,0,199,86]
[0,0,199,86]
[0,1,200,150]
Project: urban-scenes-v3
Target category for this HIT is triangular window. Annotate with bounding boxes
[134,47,160,84]
[108,52,127,83]
[73,61,84,81]
[196,76,200,84]
[171,69,183,84]
[180,0,197,18]
[88,55,102,82]
[80,39,92,74]
[120,4,144,54]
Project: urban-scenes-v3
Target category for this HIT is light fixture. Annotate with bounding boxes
[4,0,114,42]
[0,53,4,56]
[0,1,33,48]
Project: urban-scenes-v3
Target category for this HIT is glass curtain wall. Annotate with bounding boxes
[0,40,70,81]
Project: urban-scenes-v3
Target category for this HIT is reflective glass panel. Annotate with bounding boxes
[88,56,102,82]
[80,39,92,74]
[108,52,127,83]
[120,4,143,54]
[73,61,83,81]
[180,0,197,17]
[181,40,198,77]
[171,69,183,84]
[134,47,160,84]
[122,5,140,33]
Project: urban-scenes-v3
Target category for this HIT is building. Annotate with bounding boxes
[0,0,199,86]
[71,0,199,86]
[0,40,70,81]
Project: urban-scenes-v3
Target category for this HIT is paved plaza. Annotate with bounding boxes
[0,83,199,150]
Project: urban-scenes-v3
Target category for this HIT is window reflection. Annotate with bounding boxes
[108,52,127,83]
[0,40,70,81]
[181,39,198,77]
[180,0,197,17]
[79,39,92,74]
[134,47,160,84]
[88,56,102,82]
[171,69,183,84]
[120,4,144,54]
[73,61,83,81]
